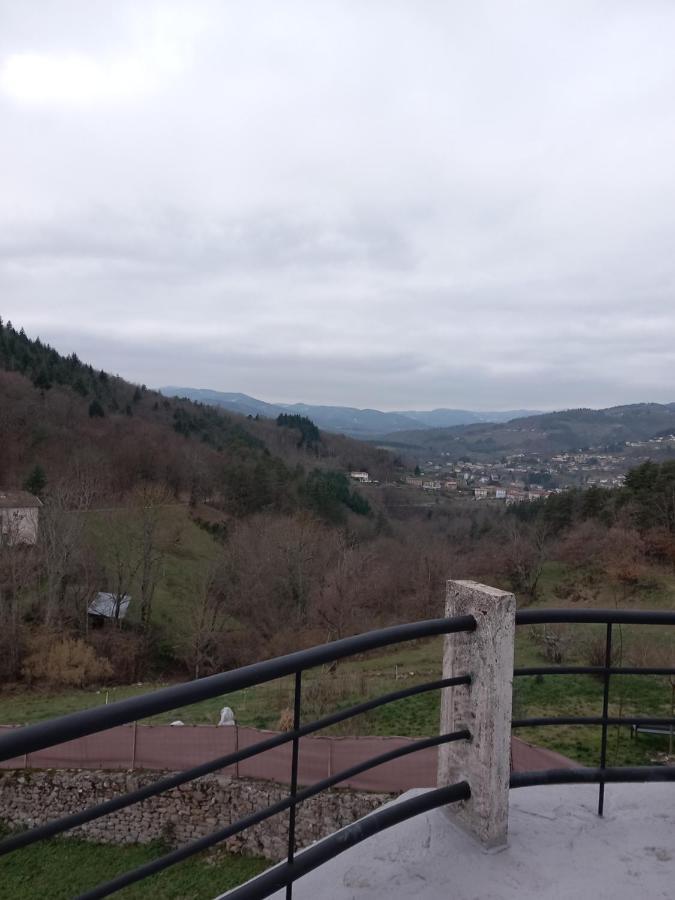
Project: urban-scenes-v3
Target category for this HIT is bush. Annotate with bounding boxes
[302,671,367,718]
[22,633,113,687]
[87,629,147,682]
[277,708,294,731]
[584,633,619,674]
[528,624,574,664]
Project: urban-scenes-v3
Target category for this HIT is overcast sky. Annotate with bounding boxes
[2,1,675,411]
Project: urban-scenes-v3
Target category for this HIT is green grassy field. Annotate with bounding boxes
[1,560,673,764]
[2,626,672,766]
[86,505,222,631]
[1,570,673,896]
[0,829,266,900]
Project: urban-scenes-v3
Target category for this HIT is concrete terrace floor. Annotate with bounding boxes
[238,782,675,899]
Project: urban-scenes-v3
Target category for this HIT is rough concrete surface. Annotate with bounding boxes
[258,783,675,899]
[438,579,515,848]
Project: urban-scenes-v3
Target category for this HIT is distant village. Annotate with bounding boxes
[400,467,556,503]
[348,437,667,504]
[350,466,559,503]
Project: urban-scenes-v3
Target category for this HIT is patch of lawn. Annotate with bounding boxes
[0,831,267,900]
[85,506,222,631]
[513,672,674,765]
[1,598,671,769]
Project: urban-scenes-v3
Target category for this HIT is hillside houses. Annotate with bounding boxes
[0,490,42,545]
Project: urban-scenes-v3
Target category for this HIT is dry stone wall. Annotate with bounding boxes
[0,770,391,861]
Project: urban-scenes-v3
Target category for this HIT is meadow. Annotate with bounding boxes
[0,826,266,900]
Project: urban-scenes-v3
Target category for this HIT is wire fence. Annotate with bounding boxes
[3,604,672,900]
[0,723,573,791]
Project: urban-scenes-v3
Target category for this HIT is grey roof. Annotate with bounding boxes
[88,592,131,619]
[0,490,42,509]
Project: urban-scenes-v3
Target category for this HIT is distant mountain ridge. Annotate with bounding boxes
[159,387,541,437]
[379,402,675,456]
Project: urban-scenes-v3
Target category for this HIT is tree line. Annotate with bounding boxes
[2,322,673,693]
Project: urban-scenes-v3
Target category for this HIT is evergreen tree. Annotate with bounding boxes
[23,464,46,497]
[33,370,52,392]
[276,413,321,449]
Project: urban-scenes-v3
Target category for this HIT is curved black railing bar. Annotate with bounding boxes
[0,674,471,857]
[5,606,672,898]
[223,781,471,900]
[0,615,476,762]
[515,665,675,677]
[516,609,675,626]
[511,766,675,789]
[75,730,471,900]
[514,608,675,816]
[512,716,675,728]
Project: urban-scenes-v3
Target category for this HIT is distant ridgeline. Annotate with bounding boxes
[0,319,377,523]
[0,317,132,404]
[0,318,260,450]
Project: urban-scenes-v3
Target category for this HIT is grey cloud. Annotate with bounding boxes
[2,1,675,410]
[0,210,414,275]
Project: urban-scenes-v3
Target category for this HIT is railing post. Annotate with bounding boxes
[598,622,613,816]
[130,721,137,771]
[286,671,302,900]
[437,579,515,850]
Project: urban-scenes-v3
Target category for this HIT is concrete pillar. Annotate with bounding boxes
[437,579,516,850]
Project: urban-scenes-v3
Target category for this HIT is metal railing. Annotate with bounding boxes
[513,608,675,814]
[1,606,674,898]
[0,615,476,900]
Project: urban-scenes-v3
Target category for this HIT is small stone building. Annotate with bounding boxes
[0,490,42,545]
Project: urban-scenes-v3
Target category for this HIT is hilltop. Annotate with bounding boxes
[160,386,539,438]
[0,320,407,684]
[0,319,396,510]
[380,403,675,458]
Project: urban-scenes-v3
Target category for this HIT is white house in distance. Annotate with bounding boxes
[0,490,42,545]
[350,471,370,483]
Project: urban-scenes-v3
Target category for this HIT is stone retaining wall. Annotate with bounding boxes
[0,770,391,861]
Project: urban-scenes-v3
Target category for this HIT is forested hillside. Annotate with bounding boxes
[383,403,675,456]
[160,385,540,437]
[1,321,674,704]
[0,319,397,508]
[0,321,429,684]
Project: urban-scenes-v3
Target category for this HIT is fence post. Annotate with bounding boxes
[130,721,138,771]
[437,579,515,850]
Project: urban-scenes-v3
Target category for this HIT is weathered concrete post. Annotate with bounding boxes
[437,579,516,850]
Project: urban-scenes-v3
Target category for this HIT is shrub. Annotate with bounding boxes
[302,671,367,718]
[87,629,146,682]
[584,633,619,675]
[277,708,294,731]
[528,624,574,664]
[22,633,113,687]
